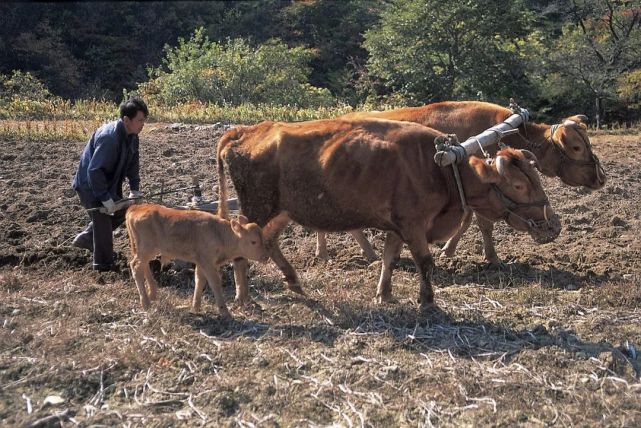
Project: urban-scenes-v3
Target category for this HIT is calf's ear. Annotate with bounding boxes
[230,219,243,235]
[469,156,501,183]
[237,215,249,225]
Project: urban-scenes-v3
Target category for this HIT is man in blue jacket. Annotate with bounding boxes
[71,97,148,271]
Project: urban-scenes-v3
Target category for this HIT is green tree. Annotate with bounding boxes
[363,0,535,105]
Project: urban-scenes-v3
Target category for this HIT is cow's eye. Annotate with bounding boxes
[572,146,581,152]
[513,183,525,192]
[251,241,257,245]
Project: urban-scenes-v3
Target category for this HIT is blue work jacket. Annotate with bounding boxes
[72,119,140,208]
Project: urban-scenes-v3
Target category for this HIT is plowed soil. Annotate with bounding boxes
[1,123,640,427]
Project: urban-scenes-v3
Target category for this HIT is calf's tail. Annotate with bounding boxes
[125,208,137,257]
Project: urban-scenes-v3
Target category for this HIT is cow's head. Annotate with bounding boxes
[541,115,606,190]
[231,215,270,262]
[470,148,562,244]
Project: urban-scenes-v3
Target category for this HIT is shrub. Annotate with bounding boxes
[139,28,336,108]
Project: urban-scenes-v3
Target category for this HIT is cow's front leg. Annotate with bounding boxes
[405,234,436,309]
[376,232,403,304]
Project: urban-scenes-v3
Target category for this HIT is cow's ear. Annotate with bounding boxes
[237,215,249,225]
[469,156,501,183]
[230,218,243,235]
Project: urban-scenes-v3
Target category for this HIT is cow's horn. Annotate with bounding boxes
[496,155,507,176]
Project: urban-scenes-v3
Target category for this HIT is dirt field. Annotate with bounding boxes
[1,123,640,427]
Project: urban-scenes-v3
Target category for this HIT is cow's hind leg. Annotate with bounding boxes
[476,215,501,265]
[315,232,329,260]
[376,232,403,304]
[440,208,473,258]
[263,212,304,295]
[350,229,378,261]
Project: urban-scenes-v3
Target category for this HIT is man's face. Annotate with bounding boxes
[124,111,146,135]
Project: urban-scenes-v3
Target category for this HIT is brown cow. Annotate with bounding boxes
[125,204,269,316]
[316,101,606,263]
[216,118,561,308]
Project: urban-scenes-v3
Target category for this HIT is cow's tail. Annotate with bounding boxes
[216,128,237,220]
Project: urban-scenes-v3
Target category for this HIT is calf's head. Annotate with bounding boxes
[470,148,561,244]
[231,215,270,262]
[545,115,606,190]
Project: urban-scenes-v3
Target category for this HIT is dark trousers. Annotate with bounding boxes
[74,204,127,269]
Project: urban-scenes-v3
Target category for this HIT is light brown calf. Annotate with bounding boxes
[125,203,269,316]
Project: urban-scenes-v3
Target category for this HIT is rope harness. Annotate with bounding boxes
[490,183,551,230]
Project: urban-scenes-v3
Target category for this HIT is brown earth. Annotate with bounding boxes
[1,123,640,427]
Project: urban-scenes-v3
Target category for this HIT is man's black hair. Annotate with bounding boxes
[119,97,149,119]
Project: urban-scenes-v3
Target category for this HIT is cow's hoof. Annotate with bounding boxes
[485,260,507,270]
[418,301,438,313]
[375,294,393,304]
[315,251,329,261]
[219,308,233,320]
[286,283,305,295]
[439,247,456,259]
[363,251,380,262]
[232,298,262,311]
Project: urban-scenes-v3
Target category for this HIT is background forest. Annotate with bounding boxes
[0,0,640,125]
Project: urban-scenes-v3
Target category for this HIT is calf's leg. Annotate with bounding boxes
[130,256,151,310]
[192,265,208,312]
[232,258,251,304]
[376,232,403,303]
[201,262,230,318]
[143,260,159,300]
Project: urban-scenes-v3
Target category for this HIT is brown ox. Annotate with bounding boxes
[216,118,560,308]
[125,204,269,316]
[316,101,606,263]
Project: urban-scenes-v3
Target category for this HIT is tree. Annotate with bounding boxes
[362,0,535,105]
[536,0,641,126]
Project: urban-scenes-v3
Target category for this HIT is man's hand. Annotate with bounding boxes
[101,198,116,215]
[100,198,134,215]
[128,190,143,204]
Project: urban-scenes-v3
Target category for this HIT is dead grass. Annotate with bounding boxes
[1,263,640,427]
